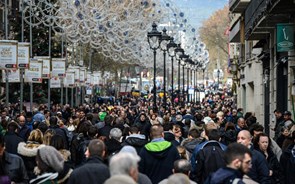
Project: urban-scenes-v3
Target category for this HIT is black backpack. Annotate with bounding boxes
[194,141,226,183]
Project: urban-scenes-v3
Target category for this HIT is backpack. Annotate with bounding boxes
[194,141,226,183]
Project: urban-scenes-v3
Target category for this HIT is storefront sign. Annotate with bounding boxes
[277,24,294,52]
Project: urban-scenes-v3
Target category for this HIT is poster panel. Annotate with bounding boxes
[0,40,18,69]
[18,42,30,69]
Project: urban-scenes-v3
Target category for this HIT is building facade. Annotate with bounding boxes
[229,0,295,135]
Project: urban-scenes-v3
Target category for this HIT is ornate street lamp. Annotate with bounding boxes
[180,54,189,102]
[175,44,184,101]
[167,37,177,105]
[160,28,170,109]
[147,22,162,110]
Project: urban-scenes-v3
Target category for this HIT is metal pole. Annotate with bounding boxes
[71,87,74,107]
[178,60,180,101]
[153,49,157,110]
[29,0,33,112]
[60,33,64,105]
[20,0,25,113]
[187,68,189,102]
[182,65,185,102]
[163,50,166,109]
[4,0,9,107]
[171,56,174,106]
[65,34,68,105]
[48,22,52,109]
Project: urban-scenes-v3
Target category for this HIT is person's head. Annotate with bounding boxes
[28,129,43,144]
[129,126,140,135]
[173,159,192,176]
[109,152,140,182]
[43,129,55,145]
[188,128,200,139]
[139,113,146,121]
[1,110,7,119]
[204,122,218,139]
[50,134,66,150]
[150,124,164,139]
[274,109,282,119]
[172,124,182,138]
[166,173,191,184]
[237,118,246,128]
[104,175,136,184]
[85,139,105,158]
[253,133,271,153]
[283,111,292,121]
[109,128,122,141]
[237,130,252,147]
[7,121,19,133]
[49,116,58,126]
[249,123,264,138]
[18,115,26,126]
[224,143,252,174]
[207,129,221,141]
[36,145,64,174]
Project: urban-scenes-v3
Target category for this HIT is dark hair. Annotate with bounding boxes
[253,133,272,154]
[7,121,19,132]
[50,134,65,150]
[88,139,105,157]
[249,123,264,136]
[225,122,235,131]
[49,116,58,126]
[224,143,252,165]
[208,129,221,141]
[38,122,48,134]
[87,126,98,138]
[129,126,139,134]
[173,159,192,175]
[188,129,200,138]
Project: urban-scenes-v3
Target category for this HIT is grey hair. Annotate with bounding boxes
[110,128,122,141]
[104,175,136,184]
[109,152,139,176]
[167,173,190,184]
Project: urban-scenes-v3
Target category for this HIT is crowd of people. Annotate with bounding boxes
[0,93,295,184]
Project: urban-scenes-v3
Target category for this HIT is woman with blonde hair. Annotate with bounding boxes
[17,129,45,180]
[43,129,55,145]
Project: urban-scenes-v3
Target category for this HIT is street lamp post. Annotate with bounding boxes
[160,28,170,109]
[167,38,177,106]
[175,44,184,102]
[147,22,162,110]
[217,69,220,91]
[180,54,189,102]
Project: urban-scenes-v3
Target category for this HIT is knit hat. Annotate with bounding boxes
[38,146,64,172]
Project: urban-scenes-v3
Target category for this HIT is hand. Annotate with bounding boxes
[269,170,273,176]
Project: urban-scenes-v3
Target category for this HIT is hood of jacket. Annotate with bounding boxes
[209,167,243,184]
[144,141,172,158]
[17,142,45,157]
[125,136,148,147]
[164,131,175,142]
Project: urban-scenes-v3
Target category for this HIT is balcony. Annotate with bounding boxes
[229,0,251,13]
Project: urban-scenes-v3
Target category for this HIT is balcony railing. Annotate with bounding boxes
[244,0,268,39]
[229,0,251,13]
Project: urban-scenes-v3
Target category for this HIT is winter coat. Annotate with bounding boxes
[279,144,295,184]
[248,147,271,184]
[122,134,148,154]
[67,156,110,184]
[2,151,29,184]
[205,167,245,184]
[17,142,45,180]
[139,139,180,184]
[4,132,24,155]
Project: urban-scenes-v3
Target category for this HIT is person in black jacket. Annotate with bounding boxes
[4,121,24,155]
[253,133,281,184]
[48,116,69,149]
[237,130,271,184]
[121,126,147,154]
[0,133,29,184]
[139,124,180,184]
[279,131,295,184]
[68,139,110,184]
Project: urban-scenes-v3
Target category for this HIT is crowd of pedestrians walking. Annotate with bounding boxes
[0,93,295,184]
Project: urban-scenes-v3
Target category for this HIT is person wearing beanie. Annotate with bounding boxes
[30,145,64,184]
